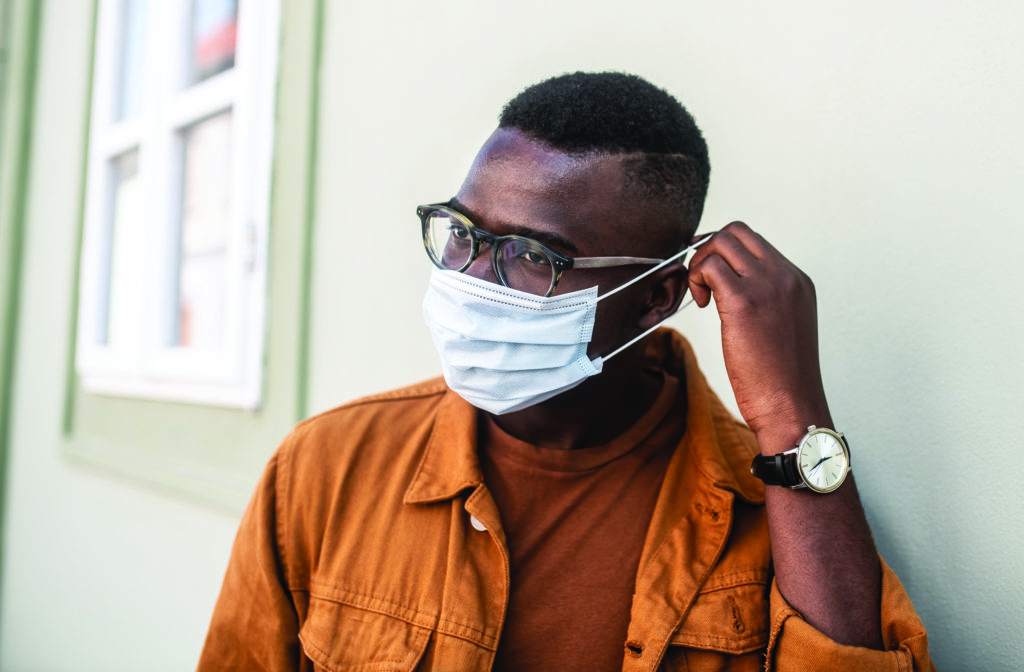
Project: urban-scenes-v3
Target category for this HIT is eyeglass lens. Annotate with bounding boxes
[424,210,556,295]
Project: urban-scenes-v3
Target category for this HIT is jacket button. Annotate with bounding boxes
[470,515,487,531]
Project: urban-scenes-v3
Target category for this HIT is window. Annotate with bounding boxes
[77,0,278,408]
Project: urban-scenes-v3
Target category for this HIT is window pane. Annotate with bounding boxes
[98,150,143,347]
[171,111,233,349]
[114,0,147,121]
[188,0,238,86]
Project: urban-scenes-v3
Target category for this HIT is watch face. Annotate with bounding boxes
[797,430,850,493]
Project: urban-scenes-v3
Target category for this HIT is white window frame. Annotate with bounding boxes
[77,0,279,409]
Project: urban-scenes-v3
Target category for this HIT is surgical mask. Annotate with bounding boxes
[422,237,709,415]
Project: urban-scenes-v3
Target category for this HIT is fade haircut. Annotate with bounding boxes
[499,71,710,252]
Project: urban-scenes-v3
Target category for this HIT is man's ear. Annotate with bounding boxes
[637,264,689,330]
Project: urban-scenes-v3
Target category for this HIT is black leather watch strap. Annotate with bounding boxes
[750,452,802,488]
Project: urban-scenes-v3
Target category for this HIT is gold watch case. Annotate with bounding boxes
[794,425,851,493]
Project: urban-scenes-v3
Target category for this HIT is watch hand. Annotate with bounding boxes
[809,454,834,474]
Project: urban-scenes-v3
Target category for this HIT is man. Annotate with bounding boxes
[199,72,933,670]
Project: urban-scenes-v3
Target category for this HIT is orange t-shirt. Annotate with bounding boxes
[479,370,686,671]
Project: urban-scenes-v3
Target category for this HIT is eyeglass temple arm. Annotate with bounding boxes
[572,233,714,270]
[571,256,664,269]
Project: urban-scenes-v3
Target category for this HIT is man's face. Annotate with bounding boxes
[450,128,661,358]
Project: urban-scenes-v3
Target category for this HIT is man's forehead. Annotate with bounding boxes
[454,129,630,252]
[470,128,587,171]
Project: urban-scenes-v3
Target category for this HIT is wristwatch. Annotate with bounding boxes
[750,425,851,493]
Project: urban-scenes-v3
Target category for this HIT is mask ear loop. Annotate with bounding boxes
[600,234,713,362]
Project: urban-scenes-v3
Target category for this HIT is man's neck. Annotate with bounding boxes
[485,364,665,451]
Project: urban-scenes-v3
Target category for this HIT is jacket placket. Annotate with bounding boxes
[623,439,737,671]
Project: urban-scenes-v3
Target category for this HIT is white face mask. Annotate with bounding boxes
[421,238,709,415]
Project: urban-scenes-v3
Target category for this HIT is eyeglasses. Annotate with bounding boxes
[418,203,666,297]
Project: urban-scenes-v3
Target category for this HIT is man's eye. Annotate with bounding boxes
[521,250,550,266]
[449,224,471,240]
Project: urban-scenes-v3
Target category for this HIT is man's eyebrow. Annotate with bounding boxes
[446,197,579,255]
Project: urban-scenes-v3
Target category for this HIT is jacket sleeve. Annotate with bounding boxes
[197,451,309,671]
[765,557,935,671]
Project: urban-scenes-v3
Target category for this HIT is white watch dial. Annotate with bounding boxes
[797,430,849,492]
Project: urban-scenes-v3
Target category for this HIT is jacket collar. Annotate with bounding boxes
[403,328,764,507]
[404,386,484,504]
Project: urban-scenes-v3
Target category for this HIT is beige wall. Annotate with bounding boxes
[1,0,1021,670]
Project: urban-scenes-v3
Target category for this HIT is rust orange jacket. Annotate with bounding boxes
[198,330,934,671]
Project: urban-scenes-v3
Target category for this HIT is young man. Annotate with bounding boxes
[199,72,933,671]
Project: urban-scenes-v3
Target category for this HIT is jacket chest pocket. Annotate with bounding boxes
[660,580,770,672]
[299,597,433,672]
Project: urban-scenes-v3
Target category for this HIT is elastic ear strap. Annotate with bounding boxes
[596,234,713,304]
[602,297,696,361]
[599,234,714,362]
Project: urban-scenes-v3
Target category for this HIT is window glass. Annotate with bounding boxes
[78,0,276,407]
[114,0,147,121]
[171,112,232,349]
[188,0,238,86]
[98,150,142,347]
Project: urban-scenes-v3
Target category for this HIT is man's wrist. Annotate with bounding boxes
[754,408,834,456]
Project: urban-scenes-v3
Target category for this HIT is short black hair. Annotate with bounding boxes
[499,72,709,251]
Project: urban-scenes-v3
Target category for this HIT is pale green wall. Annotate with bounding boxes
[0,0,322,669]
[308,1,1023,670]
[2,0,1022,670]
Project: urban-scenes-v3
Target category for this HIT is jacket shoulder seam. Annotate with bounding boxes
[293,379,448,430]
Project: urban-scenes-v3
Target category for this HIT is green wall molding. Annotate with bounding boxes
[0,0,44,643]
[294,0,325,423]
[61,0,98,436]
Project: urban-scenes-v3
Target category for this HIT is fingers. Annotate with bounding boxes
[687,221,808,313]
[693,221,777,260]
[687,222,768,307]
[687,253,742,307]
[691,227,762,278]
